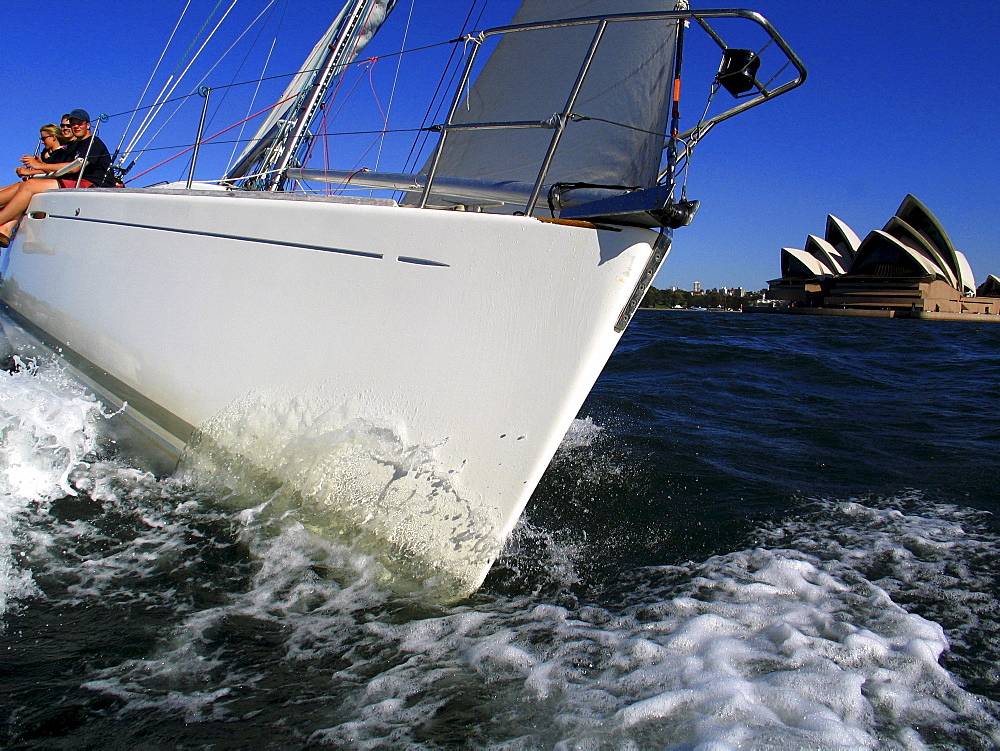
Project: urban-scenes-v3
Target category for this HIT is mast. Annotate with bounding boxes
[224,0,396,191]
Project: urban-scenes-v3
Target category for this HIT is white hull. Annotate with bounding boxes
[0,187,666,598]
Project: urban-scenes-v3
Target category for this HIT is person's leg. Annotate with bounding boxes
[0,181,25,208]
[0,180,58,246]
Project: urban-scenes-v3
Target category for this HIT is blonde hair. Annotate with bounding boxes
[40,123,70,145]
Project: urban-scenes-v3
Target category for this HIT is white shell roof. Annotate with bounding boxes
[777,195,979,296]
[781,247,835,279]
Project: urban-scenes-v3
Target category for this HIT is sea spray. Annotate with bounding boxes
[175,389,503,602]
[0,358,108,499]
[1,313,1000,747]
[0,359,117,618]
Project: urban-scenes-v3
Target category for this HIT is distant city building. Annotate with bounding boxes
[692,281,702,293]
[765,195,1000,319]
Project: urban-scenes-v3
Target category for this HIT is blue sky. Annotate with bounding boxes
[3,0,997,291]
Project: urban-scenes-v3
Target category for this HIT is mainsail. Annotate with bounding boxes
[421,0,679,196]
[225,0,396,190]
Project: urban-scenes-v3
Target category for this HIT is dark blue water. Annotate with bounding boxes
[1,310,999,748]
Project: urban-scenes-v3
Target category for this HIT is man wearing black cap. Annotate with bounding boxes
[17,109,116,187]
[0,108,118,246]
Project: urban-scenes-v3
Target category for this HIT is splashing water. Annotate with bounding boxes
[0,358,118,617]
[1,314,1000,748]
[174,388,504,601]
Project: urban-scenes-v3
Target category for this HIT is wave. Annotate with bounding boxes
[1,345,999,747]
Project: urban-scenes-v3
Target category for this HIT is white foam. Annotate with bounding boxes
[558,416,604,452]
[495,519,584,592]
[0,360,119,618]
[81,521,393,720]
[0,361,995,748]
[177,390,503,600]
[51,492,998,747]
[0,359,108,500]
[305,501,1000,748]
[550,415,624,490]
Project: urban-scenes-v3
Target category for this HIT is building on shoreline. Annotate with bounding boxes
[763,195,1000,320]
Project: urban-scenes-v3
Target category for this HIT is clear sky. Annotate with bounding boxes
[3,0,997,291]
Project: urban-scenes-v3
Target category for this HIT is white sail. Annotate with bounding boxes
[423,0,679,195]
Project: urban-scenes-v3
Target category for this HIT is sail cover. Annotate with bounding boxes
[424,0,679,198]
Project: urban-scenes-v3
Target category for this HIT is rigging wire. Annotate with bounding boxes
[225,35,280,174]
[219,0,289,175]
[295,6,378,176]
[241,0,402,191]
[105,36,458,123]
[568,114,671,139]
[121,0,230,159]
[175,0,231,72]
[373,0,416,172]
[297,60,372,193]
[177,2,286,183]
[401,0,491,176]
[125,92,301,184]
[292,0,400,193]
[102,13,468,186]
[115,0,192,160]
[183,0,282,176]
[333,63,389,194]
[201,0,281,131]
[149,0,282,175]
[675,81,720,199]
[109,48,437,181]
[125,125,429,156]
[123,0,241,162]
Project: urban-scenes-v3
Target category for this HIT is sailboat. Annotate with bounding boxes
[0,1,805,600]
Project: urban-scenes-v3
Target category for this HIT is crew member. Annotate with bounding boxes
[0,109,118,247]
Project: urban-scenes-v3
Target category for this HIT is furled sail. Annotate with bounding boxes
[420,0,679,200]
[225,0,396,189]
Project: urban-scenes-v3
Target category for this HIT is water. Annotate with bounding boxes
[2,311,999,749]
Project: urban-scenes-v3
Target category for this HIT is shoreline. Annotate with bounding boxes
[744,306,1000,322]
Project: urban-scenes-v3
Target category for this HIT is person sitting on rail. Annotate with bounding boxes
[58,114,74,145]
[37,123,72,164]
[1,122,72,192]
[0,120,73,204]
[0,109,118,247]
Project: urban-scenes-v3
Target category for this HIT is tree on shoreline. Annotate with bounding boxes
[640,286,764,310]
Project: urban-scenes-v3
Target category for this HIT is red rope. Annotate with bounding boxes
[299,63,373,195]
[365,57,388,131]
[327,58,388,195]
[125,92,300,184]
[299,2,383,194]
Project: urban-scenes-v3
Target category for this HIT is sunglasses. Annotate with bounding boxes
[60,123,72,128]
[69,119,88,126]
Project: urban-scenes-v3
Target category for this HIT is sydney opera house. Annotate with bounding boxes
[766,195,999,319]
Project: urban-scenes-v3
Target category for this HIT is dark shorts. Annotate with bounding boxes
[57,178,96,188]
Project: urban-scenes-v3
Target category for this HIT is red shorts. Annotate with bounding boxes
[57,178,96,188]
